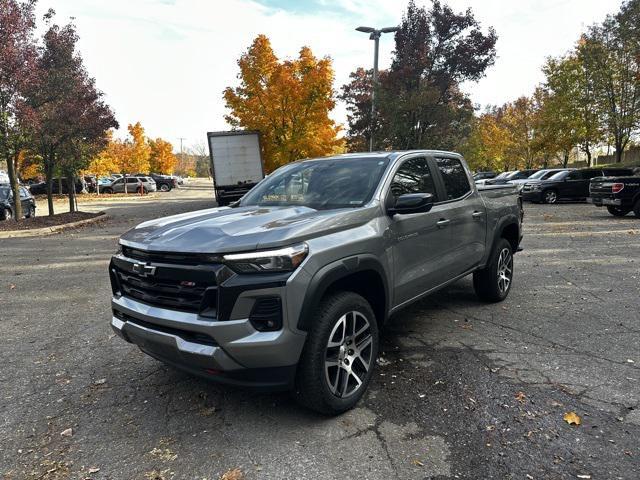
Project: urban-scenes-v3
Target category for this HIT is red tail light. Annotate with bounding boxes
[612,183,624,194]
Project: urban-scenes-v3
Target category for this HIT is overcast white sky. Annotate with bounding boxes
[38,0,621,151]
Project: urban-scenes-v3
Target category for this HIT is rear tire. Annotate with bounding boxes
[103,187,113,194]
[542,189,557,204]
[633,199,640,218]
[160,184,170,192]
[25,205,35,218]
[473,238,514,303]
[607,206,631,217]
[294,292,378,415]
[2,208,12,221]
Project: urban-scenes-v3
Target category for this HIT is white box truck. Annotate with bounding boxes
[207,130,265,206]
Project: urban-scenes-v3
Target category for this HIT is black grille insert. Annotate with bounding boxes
[111,256,219,314]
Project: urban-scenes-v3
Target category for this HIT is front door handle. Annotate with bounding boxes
[472,211,484,219]
[436,219,450,228]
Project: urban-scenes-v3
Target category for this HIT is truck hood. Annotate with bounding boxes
[119,205,377,254]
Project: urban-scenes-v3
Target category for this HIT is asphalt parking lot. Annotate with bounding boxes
[1,181,639,480]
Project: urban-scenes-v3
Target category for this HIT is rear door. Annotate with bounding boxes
[387,155,451,306]
[579,170,605,197]
[433,156,486,276]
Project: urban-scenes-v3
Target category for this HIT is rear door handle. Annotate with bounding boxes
[436,219,450,228]
[472,211,484,219]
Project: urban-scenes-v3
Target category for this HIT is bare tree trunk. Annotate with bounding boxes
[562,151,569,168]
[67,173,75,213]
[44,156,55,216]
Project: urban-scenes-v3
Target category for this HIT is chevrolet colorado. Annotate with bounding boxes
[109,151,523,414]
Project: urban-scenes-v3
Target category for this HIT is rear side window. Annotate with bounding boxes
[566,171,582,180]
[603,169,632,176]
[582,170,603,180]
[390,157,437,199]
[435,157,471,200]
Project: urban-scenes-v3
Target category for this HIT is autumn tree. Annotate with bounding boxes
[0,0,38,220]
[120,122,150,174]
[338,68,373,151]
[149,137,177,174]
[580,2,640,162]
[89,130,123,177]
[224,35,344,172]
[341,1,497,152]
[29,12,117,214]
[461,107,510,171]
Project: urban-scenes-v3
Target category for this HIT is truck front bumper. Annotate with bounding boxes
[111,294,305,390]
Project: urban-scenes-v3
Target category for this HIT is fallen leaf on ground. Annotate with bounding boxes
[60,428,73,437]
[9,284,16,290]
[577,475,591,479]
[88,467,100,473]
[220,468,244,480]
[93,378,107,385]
[563,412,581,426]
[412,459,424,467]
[515,391,527,403]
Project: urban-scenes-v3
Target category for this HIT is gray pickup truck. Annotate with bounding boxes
[109,151,522,414]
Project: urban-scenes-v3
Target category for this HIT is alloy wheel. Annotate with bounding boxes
[160,184,169,192]
[4,208,13,220]
[497,247,513,294]
[544,190,557,203]
[324,311,373,398]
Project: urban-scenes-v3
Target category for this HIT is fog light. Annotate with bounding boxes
[249,297,283,332]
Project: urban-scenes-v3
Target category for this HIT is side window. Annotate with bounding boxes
[583,170,601,180]
[19,187,29,198]
[127,178,139,184]
[389,157,437,199]
[567,171,582,180]
[435,157,471,200]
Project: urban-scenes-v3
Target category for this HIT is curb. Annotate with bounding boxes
[0,212,109,239]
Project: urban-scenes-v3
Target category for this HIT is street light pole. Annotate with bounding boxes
[356,25,399,152]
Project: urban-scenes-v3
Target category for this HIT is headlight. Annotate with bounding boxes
[531,184,541,190]
[223,243,308,273]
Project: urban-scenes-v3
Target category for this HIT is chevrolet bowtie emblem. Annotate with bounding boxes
[132,262,157,277]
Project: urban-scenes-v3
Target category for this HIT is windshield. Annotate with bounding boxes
[495,172,510,179]
[527,170,548,180]
[0,186,10,200]
[241,157,390,210]
[548,171,569,180]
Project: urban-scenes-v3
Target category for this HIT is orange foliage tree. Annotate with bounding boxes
[120,122,151,174]
[224,35,345,173]
[149,137,177,174]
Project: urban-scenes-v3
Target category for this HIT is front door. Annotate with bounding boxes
[559,170,585,198]
[387,156,452,307]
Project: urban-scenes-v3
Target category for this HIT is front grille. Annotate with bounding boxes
[110,255,220,315]
[122,246,221,266]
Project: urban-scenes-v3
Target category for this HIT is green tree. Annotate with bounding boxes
[580,3,640,162]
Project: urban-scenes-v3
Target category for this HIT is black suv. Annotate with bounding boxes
[0,185,36,220]
[521,168,634,204]
[29,177,86,195]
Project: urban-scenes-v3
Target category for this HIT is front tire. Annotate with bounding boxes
[103,187,113,194]
[159,184,170,192]
[2,208,12,221]
[633,199,640,219]
[294,292,378,415]
[473,238,514,303]
[607,206,631,217]
[542,189,557,204]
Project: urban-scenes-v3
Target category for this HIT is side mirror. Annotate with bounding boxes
[388,193,434,216]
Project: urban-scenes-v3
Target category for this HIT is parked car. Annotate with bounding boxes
[486,169,538,186]
[588,169,640,217]
[28,177,85,195]
[0,184,36,220]
[109,150,523,414]
[475,170,514,186]
[84,175,98,193]
[100,176,157,194]
[473,171,497,182]
[148,173,177,192]
[521,168,634,204]
[509,168,572,191]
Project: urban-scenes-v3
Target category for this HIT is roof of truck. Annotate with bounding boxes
[302,150,462,162]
